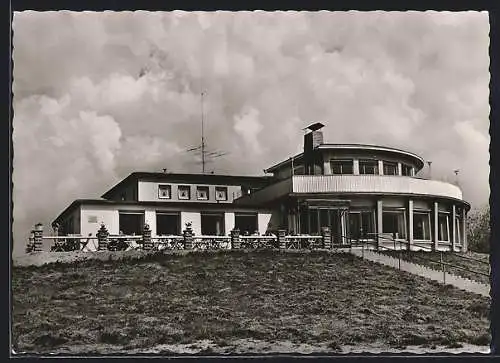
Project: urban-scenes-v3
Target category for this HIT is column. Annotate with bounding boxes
[462,208,467,252]
[411,167,415,177]
[230,229,241,249]
[377,200,383,250]
[433,201,439,251]
[183,222,194,250]
[451,204,457,252]
[323,160,332,175]
[378,160,384,175]
[408,199,414,250]
[397,162,402,176]
[353,159,360,175]
[143,224,152,251]
[97,223,109,251]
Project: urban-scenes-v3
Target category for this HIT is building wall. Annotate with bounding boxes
[138,181,243,203]
[78,203,273,237]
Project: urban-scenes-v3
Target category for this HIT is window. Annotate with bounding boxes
[196,186,209,200]
[359,160,379,175]
[438,213,450,241]
[158,184,172,199]
[349,211,375,239]
[235,213,258,235]
[382,210,407,239]
[413,212,431,240]
[455,216,462,244]
[119,211,144,235]
[201,213,225,235]
[156,212,180,235]
[215,187,228,201]
[383,161,398,176]
[331,159,353,175]
[178,185,191,200]
[402,164,412,176]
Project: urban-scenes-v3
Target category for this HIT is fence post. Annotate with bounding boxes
[33,223,44,252]
[97,223,109,251]
[26,230,35,253]
[440,251,446,285]
[231,229,241,250]
[143,223,152,251]
[183,222,193,250]
[278,229,287,249]
[321,226,331,250]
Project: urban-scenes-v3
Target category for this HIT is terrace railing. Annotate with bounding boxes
[349,231,490,285]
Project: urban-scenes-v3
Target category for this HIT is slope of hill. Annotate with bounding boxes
[11,250,490,355]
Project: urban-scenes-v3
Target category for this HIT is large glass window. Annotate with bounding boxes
[331,159,353,175]
[119,211,144,235]
[201,213,225,236]
[383,161,398,176]
[455,216,462,244]
[235,213,258,235]
[349,211,375,239]
[438,213,450,241]
[156,212,180,235]
[382,210,407,239]
[402,164,413,176]
[359,160,379,175]
[413,212,431,240]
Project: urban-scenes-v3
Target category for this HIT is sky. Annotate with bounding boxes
[12,11,490,256]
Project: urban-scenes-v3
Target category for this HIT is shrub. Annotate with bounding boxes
[467,206,490,253]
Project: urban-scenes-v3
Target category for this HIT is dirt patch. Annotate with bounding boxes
[11,250,490,354]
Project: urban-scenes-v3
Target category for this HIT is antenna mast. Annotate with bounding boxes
[201,92,206,174]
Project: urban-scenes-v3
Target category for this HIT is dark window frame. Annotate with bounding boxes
[330,159,354,175]
[359,159,379,175]
[383,161,398,176]
[196,186,210,201]
[215,186,228,201]
[178,185,191,200]
[158,184,172,199]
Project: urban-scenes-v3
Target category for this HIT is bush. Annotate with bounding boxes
[467,206,490,253]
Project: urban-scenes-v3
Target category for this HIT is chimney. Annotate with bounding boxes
[303,122,325,175]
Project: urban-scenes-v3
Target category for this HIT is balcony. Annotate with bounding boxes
[235,174,464,206]
[292,175,463,200]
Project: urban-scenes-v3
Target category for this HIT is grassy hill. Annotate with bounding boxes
[11,250,490,355]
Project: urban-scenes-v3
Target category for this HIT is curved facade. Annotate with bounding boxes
[236,124,469,252]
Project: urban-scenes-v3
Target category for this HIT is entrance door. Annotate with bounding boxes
[329,209,345,246]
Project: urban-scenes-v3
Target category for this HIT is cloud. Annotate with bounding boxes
[12,11,489,255]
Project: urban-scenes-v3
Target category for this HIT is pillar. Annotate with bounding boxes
[378,160,384,175]
[452,204,457,252]
[376,199,383,250]
[278,229,287,249]
[397,162,402,176]
[321,226,331,249]
[230,229,241,249]
[433,201,439,252]
[26,231,35,253]
[353,159,360,175]
[462,208,468,252]
[143,223,152,251]
[97,223,109,251]
[33,223,44,252]
[408,199,414,250]
[183,222,194,250]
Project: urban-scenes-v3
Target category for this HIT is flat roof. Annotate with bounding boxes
[264,144,425,172]
[101,172,273,199]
